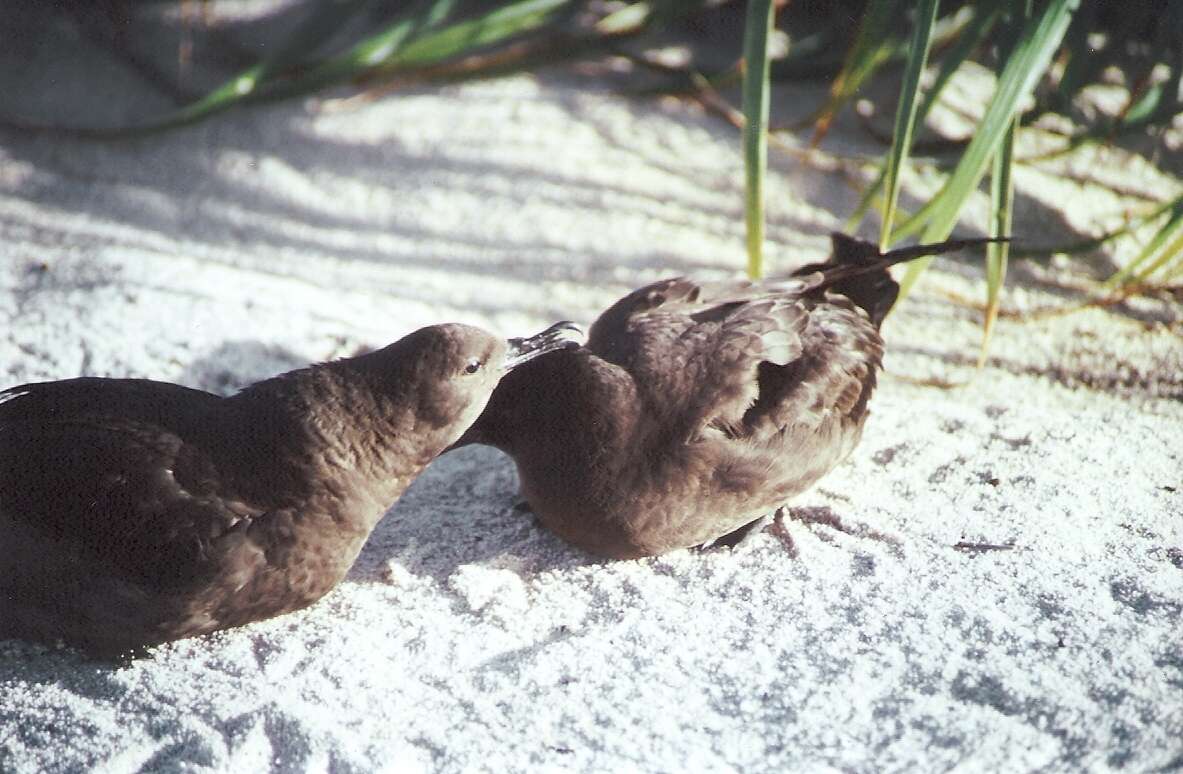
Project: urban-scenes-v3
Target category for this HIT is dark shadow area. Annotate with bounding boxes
[178,340,310,395]
[0,639,127,691]
[346,445,600,590]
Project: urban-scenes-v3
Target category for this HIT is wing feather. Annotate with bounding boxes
[586,278,812,443]
[0,380,263,588]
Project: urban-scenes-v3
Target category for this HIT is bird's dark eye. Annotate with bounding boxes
[464,358,482,375]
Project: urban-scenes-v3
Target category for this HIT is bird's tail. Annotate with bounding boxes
[793,233,1008,328]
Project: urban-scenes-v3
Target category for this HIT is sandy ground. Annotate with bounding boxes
[1,8,1182,773]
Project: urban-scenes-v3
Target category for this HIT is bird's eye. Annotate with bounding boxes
[464,358,483,375]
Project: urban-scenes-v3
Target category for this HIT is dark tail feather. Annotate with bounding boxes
[792,233,1009,328]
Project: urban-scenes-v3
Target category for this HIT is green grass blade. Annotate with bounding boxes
[1131,228,1183,285]
[1006,200,1174,258]
[1165,245,1183,282]
[848,3,1000,233]
[879,0,940,249]
[104,0,376,131]
[811,0,903,145]
[594,2,653,35]
[87,0,461,134]
[254,0,565,104]
[1121,52,1182,131]
[247,0,449,101]
[913,3,1002,126]
[375,0,570,71]
[177,0,371,113]
[1045,0,1099,114]
[980,114,1017,366]
[895,0,1078,298]
[1103,193,1183,287]
[741,0,776,279]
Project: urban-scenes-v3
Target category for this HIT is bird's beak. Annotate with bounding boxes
[503,321,584,370]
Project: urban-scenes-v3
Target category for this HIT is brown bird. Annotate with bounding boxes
[455,234,1002,559]
[0,321,582,656]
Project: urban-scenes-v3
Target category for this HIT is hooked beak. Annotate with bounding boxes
[503,321,584,370]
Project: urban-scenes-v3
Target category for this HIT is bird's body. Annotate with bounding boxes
[458,234,998,559]
[0,322,580,655]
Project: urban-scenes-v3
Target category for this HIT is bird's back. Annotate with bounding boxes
[577,268,886,554]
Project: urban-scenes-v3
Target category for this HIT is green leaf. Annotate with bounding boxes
[912,3,1003,128]
[896,0,1079,298]
[112,0,374,131]
[879,0,940,249]
[847,3,1000,233]
[741,0,776,279]
[980,113,1017,366]
[374,0,570,72]
[66,0,464,135]
[594,2,653,35]
[1132,228,1183,285]
[157,0,562,132]
[1103,193,1183,287]
[811,0,904,145]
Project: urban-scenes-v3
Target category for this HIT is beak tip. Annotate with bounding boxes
[550,321,586,346]
[504,321,587,369]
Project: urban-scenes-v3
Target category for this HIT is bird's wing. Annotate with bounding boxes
[0,385,263,589]
[588,277,814,443]
[743,291,885,437]
[588,277,802,355]
[0,377,222,437]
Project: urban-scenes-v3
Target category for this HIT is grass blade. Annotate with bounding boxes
[373,0,570,72]
[43,0,464,135]
[912,3,1002,129]
[103,0,376,131]
[980,113,1017,366]
[1103,193,1183,287]
[847,3,1000,233]
[895,0,1079,299]
[741,0,776,279]
[98,0,563,135]
[1006,199,1176,258]
[1044,0,1099,114]
[811,0,903,145]
[879,0,940,249]
[1132,228,1183,285]
[272,0,563,97]
[594,2,653,35]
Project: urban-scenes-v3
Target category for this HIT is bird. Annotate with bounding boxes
[0,320,582,656]
[454,233,1003,559]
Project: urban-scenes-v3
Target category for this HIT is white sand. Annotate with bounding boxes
[1,24,1182,773]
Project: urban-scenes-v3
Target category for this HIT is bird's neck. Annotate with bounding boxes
[471,351,639,472]
[223,356,439,523]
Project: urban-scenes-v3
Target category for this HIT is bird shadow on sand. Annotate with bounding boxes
[177,340,314,394]
[347,446,601,589]
[347,444,896,593]
[0,637,130,687]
